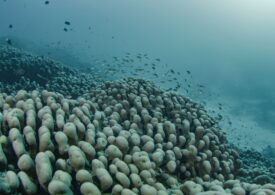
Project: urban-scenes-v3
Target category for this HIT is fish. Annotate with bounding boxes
[5,38,12,45]
[155,58,160,62]
[63,28,68,32]
[65,21,71,25]
[9,24,13,28]
[44,1,49,5]
[186,70,191,74]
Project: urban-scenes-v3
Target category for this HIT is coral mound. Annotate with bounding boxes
[0,78,274,195]
[0,46,73,84]
[0,45,100,98]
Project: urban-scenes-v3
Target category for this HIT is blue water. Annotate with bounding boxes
[1,0,275,150]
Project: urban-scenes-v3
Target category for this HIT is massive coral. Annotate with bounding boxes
[0,78,274,195]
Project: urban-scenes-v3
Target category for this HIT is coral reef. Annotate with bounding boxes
[262,145,275,159]
[237,148,275,185]
[0,45,102,98]
[0,78,274,194]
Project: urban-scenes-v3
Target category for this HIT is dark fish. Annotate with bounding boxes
[155,58,160,62]
[65,21,71,25]
[63,28,68,32]
[44,1,49,5]
[186,70,191,74]
[170,69,175,74]
[9,24,13,28]
[6,38,12,45]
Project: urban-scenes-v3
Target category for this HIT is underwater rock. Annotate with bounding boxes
[0,78,274,194]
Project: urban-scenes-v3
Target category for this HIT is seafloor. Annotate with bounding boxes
[0,45,274,195]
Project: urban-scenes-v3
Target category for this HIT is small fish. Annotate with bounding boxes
[5,38,12,45]
[44,1,49,5]
[9,24,13,28]
[65,21,71,25]
[63,28,68,32]
[187,70,191,74]
[170,69,175,74]
[155,58,160,62]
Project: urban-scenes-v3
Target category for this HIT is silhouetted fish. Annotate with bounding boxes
[6,38,12,45]
[45,1,49,5]
[9,24,13,28]
[65,21,71,25]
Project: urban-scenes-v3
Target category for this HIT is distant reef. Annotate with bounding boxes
[0,45,102,98]
[0,46,274,195]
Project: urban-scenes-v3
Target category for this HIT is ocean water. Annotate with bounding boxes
[3,0,273,150]
[0,0,275,194]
